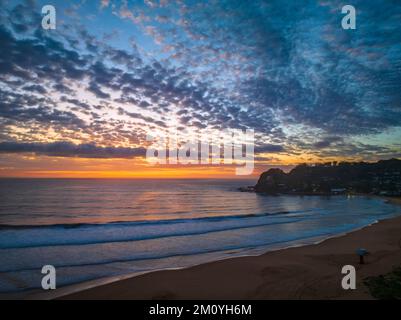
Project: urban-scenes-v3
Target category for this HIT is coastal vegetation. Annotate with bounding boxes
[255,159,401,196]
[364,267,401,299]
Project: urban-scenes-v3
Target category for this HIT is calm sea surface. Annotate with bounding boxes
[0,178,400,295]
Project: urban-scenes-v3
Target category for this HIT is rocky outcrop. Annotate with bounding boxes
[255,159,401,196]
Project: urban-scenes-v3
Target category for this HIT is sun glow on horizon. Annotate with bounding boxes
[0,152,367,179]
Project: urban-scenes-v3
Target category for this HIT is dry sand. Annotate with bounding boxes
[61,211,401,300]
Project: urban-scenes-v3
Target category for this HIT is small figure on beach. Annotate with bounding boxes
[356,248,369,264]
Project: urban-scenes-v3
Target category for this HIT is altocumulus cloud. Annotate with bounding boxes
[0,0,400,162]
[0,142,146,159]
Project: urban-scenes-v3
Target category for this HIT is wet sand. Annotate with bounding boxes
[61,213,401,300]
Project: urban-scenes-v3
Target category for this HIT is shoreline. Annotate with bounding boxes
[56,213,401,300]
[12,195,400,300]
[25,223,373,300]
[22,227,369,300]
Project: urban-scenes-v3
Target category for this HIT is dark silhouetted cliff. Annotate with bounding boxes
[255,159,401,196]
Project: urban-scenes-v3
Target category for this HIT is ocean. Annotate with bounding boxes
[0,178,400,297]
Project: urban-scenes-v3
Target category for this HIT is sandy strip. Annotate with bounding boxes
[60,214,401,300]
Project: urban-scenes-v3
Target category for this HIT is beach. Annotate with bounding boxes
[5,179,401,299]
[60,212,401,300]
[1,0,401,304]
[2,179,400,299]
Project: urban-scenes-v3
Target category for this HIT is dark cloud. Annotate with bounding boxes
[60,96,91,110]
[0,0,400,163]
[313,137,343,149]
[0,141,146,159]
[117,107,167,128]
[146,0,401,136]
[22,84,47,94]
[87,82,110,99]
[52,83,73,95]
[0,25,88,83]
[255,144,285,153]
[0,88,86,128]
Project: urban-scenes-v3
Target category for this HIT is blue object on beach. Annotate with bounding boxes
[356,248,368,256]
[356,248,369,264]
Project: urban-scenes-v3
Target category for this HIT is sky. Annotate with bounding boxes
[0,0,401,178]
